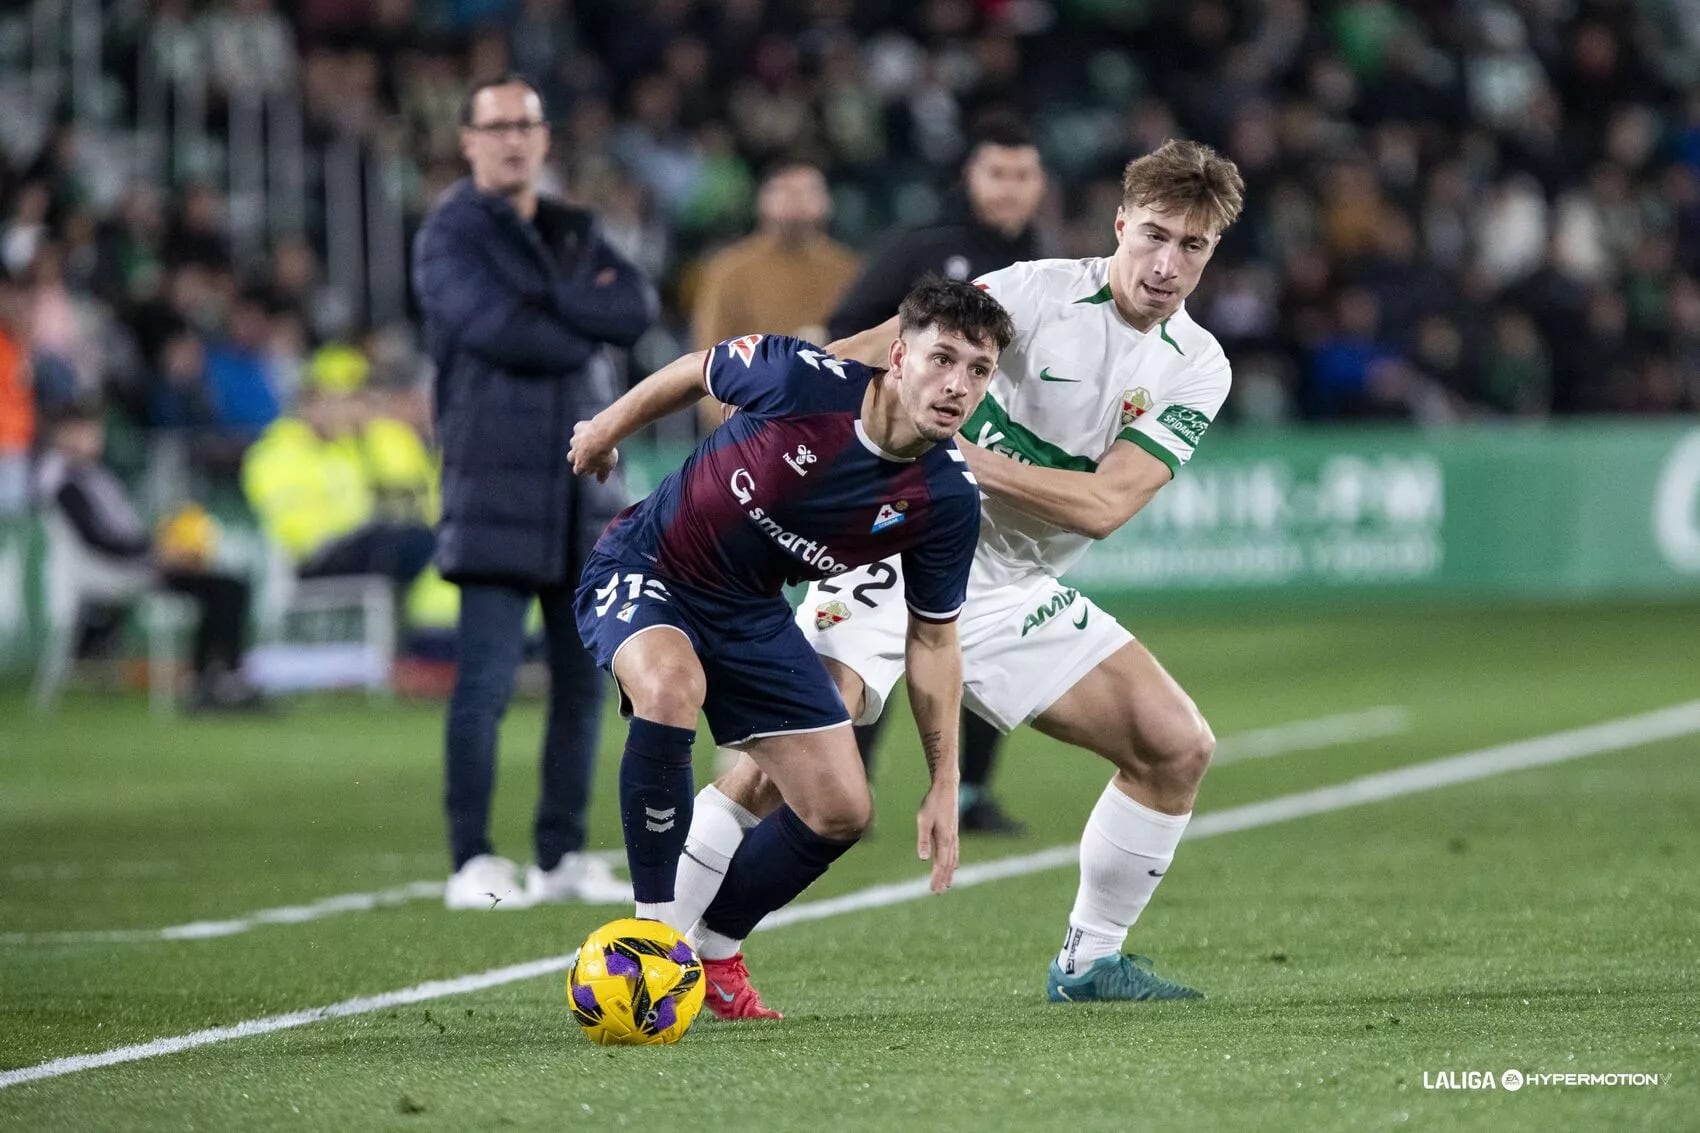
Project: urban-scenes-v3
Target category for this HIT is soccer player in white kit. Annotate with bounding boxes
[677,140,1246,1015]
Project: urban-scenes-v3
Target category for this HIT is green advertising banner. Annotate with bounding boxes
[1067,422,1700,600]
[0,517,41,674]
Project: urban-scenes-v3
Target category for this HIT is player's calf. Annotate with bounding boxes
[611,633,709,926]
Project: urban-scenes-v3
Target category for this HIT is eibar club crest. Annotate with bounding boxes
[871,500,908,533]
[1121,387,1153,428]
[814,600,852,631]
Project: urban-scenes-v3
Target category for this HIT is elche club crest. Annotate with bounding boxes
[1121,387,1153,428]
[814,600,851,631]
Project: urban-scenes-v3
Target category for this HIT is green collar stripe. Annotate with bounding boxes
[965,397,1098,472]
[1159,319,1184,356]
[1073,288,1186,356]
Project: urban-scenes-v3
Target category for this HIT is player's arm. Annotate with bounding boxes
[569,349,709,480]
[957,436,1171,540]
[904,612,962,895]
[825,315,899,371]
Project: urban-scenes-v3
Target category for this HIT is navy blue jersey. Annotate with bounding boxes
[597,335,981,622]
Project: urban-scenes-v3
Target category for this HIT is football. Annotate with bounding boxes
[566,918,706,1046]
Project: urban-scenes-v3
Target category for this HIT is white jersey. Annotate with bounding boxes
[965,256,1232,588]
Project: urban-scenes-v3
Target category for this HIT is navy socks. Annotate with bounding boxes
[700,804,858,941]
[618,717,697,906]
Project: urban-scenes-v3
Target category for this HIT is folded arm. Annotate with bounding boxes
[547,235,659,347]
[414,224,596,374]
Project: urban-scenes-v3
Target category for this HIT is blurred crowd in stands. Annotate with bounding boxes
[3,0,1700,526]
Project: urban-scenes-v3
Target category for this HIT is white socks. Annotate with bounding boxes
[686,922,742,962]
[635,900,676,927]
[671,784,759,939]
[1057,780,1190,975]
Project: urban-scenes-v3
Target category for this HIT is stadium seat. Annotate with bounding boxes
[243,538,395,697]
[31,508,193,717]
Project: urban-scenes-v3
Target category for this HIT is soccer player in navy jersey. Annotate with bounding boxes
[569,278,1014,1017]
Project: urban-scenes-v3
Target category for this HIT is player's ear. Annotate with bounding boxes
[888,334,906,376]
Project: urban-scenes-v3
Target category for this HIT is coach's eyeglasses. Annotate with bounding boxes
[467,119,547,138]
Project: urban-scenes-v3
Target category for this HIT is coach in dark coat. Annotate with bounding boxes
[413,75,657,909]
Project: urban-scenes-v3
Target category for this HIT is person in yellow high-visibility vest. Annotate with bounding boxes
[356,383,458,629]
[241,384,434,584]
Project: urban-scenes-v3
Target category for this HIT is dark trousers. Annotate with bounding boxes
[300,523,436,586]
[444,580,606,871]
[159,569,251,677]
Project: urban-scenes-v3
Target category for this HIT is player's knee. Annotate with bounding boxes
[747,775,784,818]
[1114,706,1213,788]
[794,785,872,842]
[1171,715,1215,781]
[1148,712,1214,786]
[622,663,706,723]
[715,761,784,819]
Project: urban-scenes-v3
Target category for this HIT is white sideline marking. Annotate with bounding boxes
[0,882,446,945]
[1212,706,1412,765]
[3,703,1401,948]
[4,699,1697,1091]
[0,851,626,946]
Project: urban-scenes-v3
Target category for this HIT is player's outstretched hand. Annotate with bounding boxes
[916,781,960,894]
[569,419,620,482]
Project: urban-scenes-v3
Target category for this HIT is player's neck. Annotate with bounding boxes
[860,379,932,460]
[1108,272,1161,334]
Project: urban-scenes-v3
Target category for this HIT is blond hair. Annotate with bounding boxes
[1121,139,1245,237]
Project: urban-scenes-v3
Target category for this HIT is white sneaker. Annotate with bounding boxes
[444,854,530,910]
[525,852,634,905]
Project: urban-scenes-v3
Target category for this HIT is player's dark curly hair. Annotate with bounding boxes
[897,277,1016,353]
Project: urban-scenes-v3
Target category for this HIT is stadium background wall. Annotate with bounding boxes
[4,422,1699,675]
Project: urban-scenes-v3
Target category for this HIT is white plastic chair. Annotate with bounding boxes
[243,537,395,697]
[31,508,193,716]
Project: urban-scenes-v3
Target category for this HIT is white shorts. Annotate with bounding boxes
[794,556,1134,733]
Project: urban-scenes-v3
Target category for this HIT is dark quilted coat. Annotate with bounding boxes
[413,179,657,586]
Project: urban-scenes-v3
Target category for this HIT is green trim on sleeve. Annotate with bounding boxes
[1117,427,1180,476]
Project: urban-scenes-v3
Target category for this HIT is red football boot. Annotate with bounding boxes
[700,953,783,1020]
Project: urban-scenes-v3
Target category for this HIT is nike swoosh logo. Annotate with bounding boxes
[711,981,736,1003]
[1147,868,1165,877]
[1039,367,1080,383]
[1072,608,1089,629]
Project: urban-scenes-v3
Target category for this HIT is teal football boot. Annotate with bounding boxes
[1047,953,1203,1002]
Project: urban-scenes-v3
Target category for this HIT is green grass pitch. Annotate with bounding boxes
[2,600,1697,1131]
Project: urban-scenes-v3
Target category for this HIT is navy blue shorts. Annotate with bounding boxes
[574,549,851,746]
